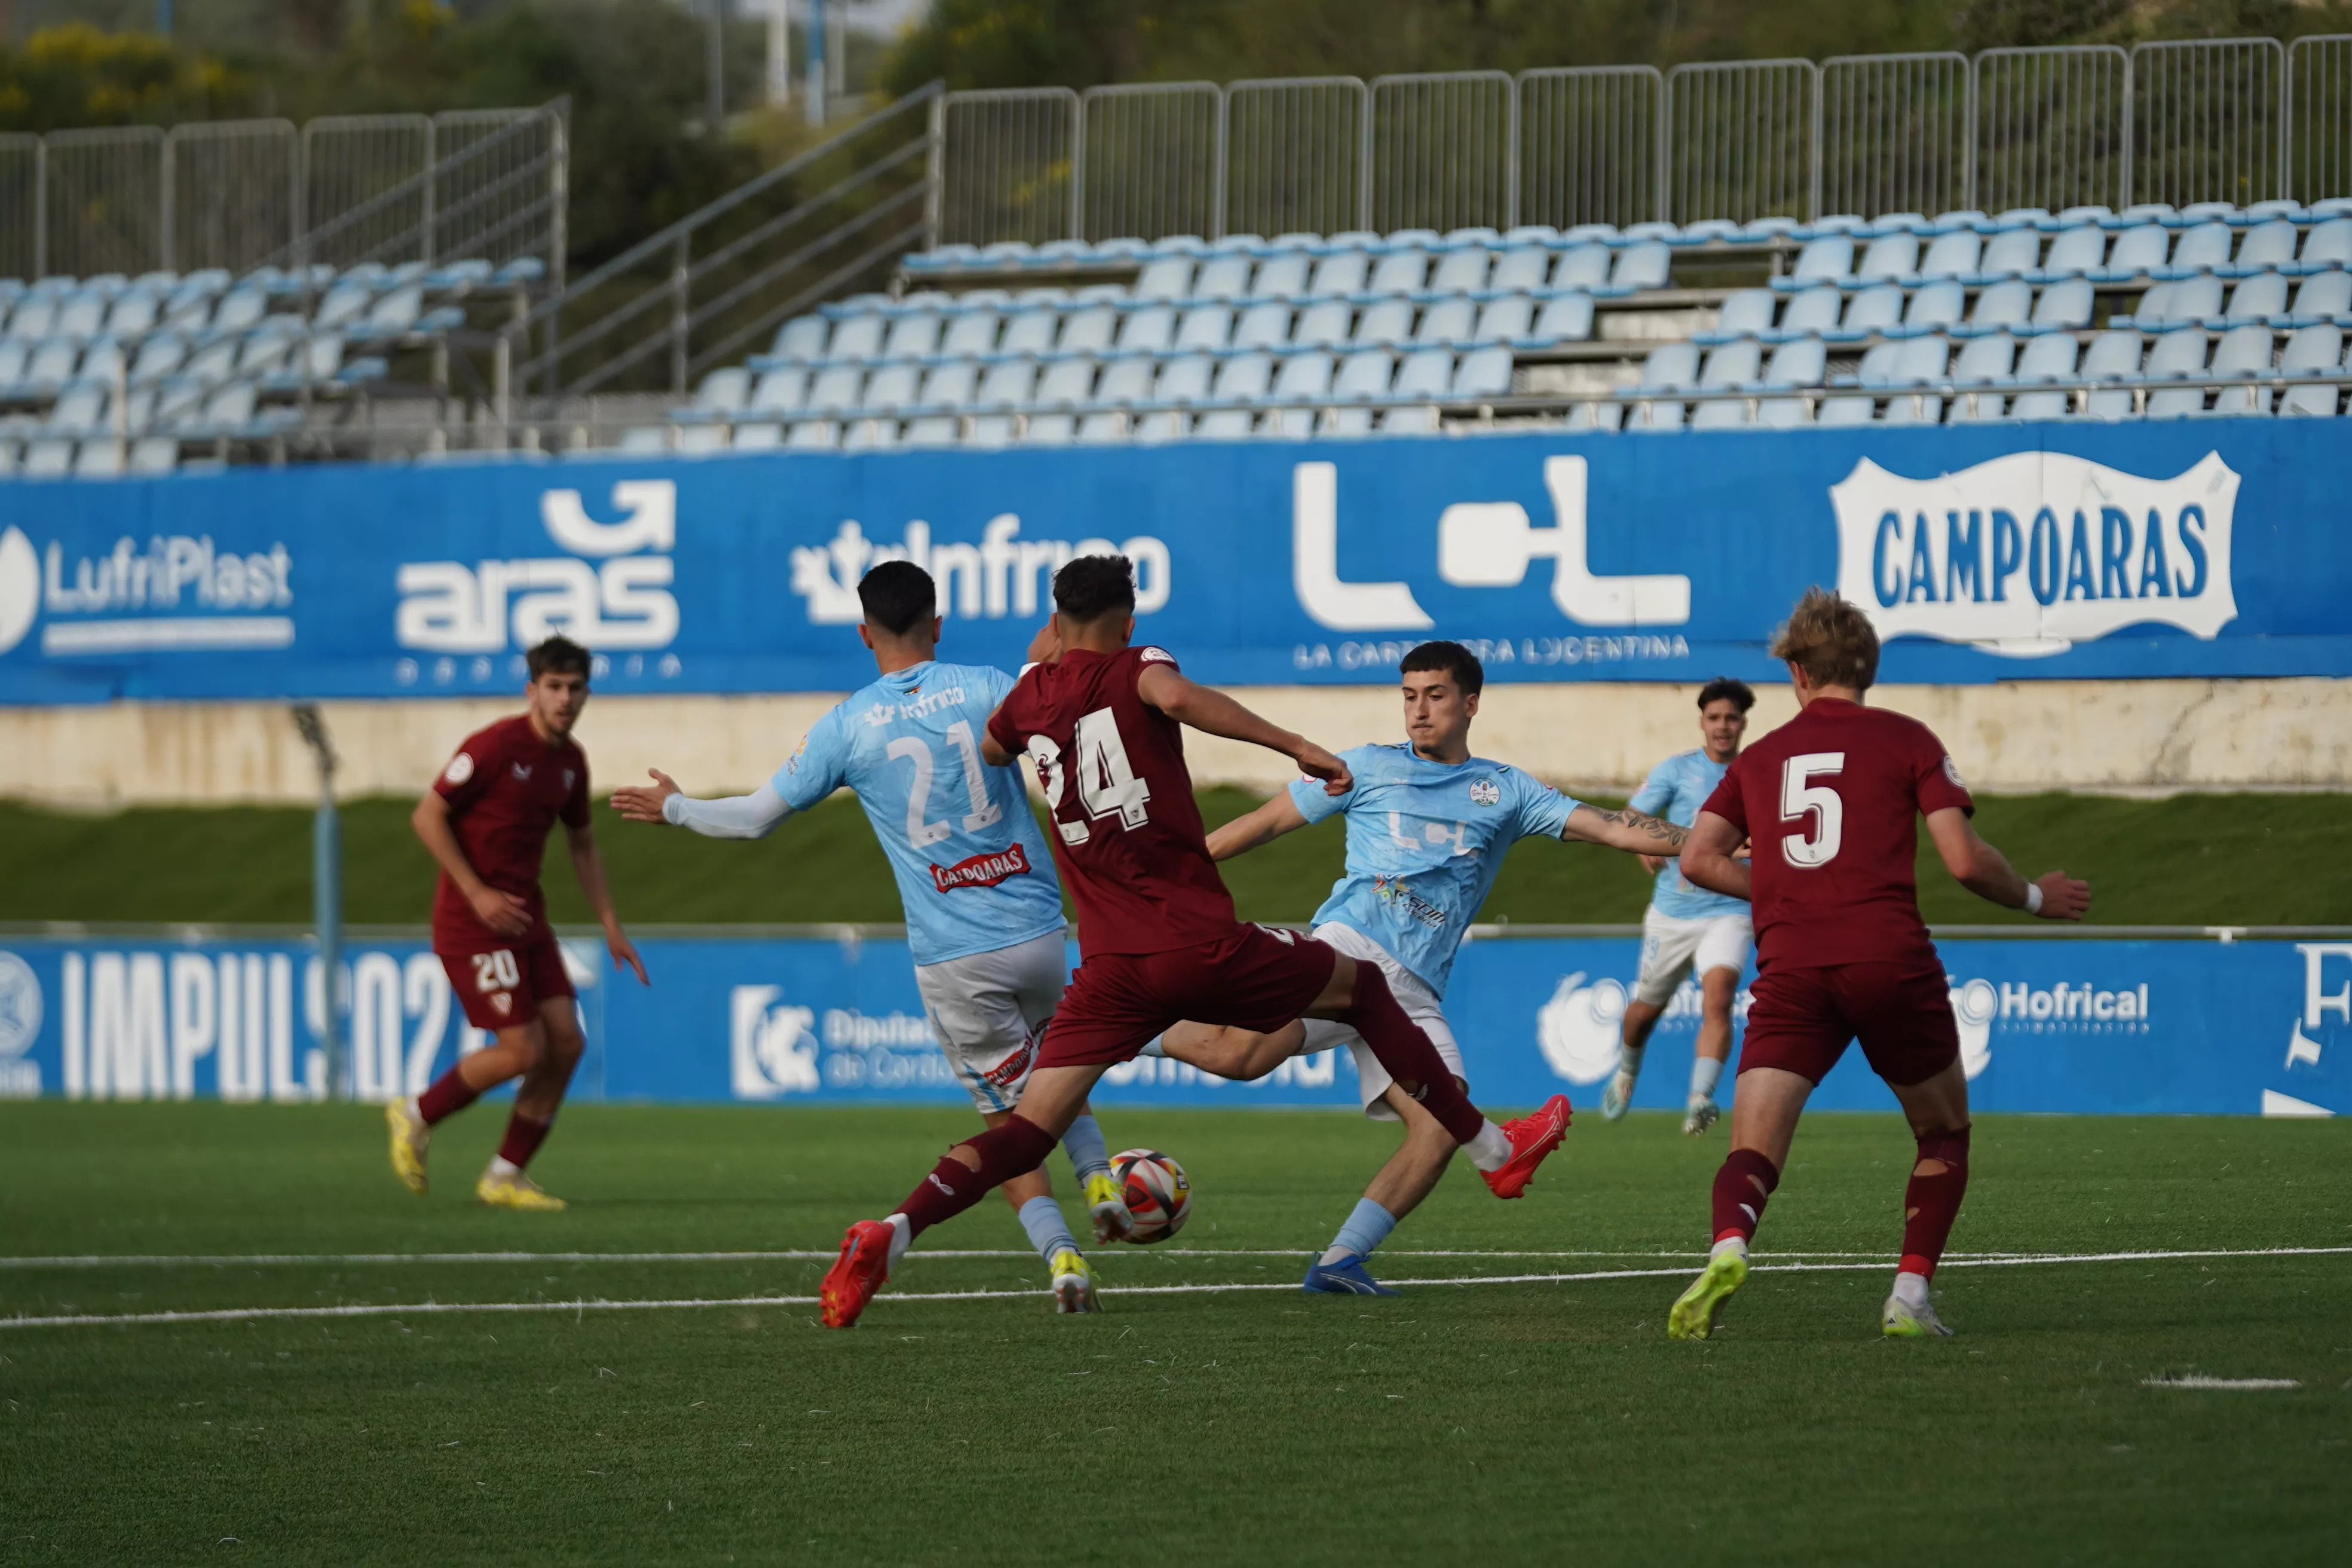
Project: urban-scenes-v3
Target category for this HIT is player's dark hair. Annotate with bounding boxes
[525,635,590,681]
[1400,639,1484,697]
[1769,587,1881,691]
[1052,553,1136,623]
[858,559,937,636]
[1696,676,1755,714]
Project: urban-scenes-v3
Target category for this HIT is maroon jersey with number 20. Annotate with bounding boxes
[1701,697,1974,972]
[987,645,1238,956]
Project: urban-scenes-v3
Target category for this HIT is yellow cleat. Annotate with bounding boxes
[385,1098,430,1195]
[1084,1172,1133,1244]
[1882,1293,1955,1337]
[475,1168,566,1212]
[1667,1248,1749,1341]
[1050,1249,1100,1314]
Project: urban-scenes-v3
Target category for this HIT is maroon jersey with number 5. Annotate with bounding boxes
[1699,697,1973,971]
[428,713,590,952]
[987,645,1237,956]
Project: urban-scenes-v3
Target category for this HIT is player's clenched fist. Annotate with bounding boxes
[1294,741,1352,796]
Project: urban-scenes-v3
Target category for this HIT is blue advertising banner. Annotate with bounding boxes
[0,931,2342,1119]
[1,420,2347,705]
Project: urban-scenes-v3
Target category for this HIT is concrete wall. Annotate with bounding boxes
[6,677,2348,808]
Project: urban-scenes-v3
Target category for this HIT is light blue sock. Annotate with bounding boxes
[1018,1195,1080,1264]
[1138,1034,1168,1058]
[1317,1198,1398,1267]
[1061,1112,1111,1182]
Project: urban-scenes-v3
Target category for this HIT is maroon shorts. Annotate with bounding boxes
[1035,924,1339,1070]
[438,935,575,1032]
[1738,958,1959,1088]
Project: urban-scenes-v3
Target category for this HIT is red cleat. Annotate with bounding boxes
[820,1219,895,1328]
[1480,1094,1573,1199]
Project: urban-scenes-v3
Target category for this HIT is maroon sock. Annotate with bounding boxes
[416,1067,480,1125]
[1899,1127,1971,1279]
[893,1114,1056,1240]
[1711,1147,1781,1245]
[497,1112,553,1171]
[1340,962,1486,1144]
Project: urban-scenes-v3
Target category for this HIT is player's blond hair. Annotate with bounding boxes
[1768,587,1880,691]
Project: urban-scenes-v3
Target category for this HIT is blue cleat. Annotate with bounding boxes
[1302,1254,1400,1297]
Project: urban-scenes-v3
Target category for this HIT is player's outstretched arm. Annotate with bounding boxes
[1135,665,1353,795]
[1926,807,2090,920]
[410,789,531,936]
[1205,792,1310,861]
[1561,803,1688,857]
[1677,810,1751,902]
[611,770,794,840]
[565,819,650,984]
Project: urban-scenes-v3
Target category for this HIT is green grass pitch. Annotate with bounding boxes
[1,1103,2345,1564]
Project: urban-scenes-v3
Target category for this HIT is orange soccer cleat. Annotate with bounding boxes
[819,1220,896,1329]
[1480,1094,1573,1199]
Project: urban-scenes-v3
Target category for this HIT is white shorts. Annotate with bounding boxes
[1632,908,1754,1007]
[1294,922,1462,1120]
[913,929,1067,1114]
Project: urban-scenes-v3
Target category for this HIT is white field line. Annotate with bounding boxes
[2,1246,2346,1331]
[0,1248,1936,1269]
[2142,1376,2302,1391]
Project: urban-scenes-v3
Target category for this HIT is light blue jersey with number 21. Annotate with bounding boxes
[777,660,1065,966]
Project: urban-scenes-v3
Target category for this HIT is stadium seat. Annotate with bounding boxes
[1368,244,1431,295]
[2206,324,2274,415]
[2031,278,2094,330]
[2289,270,2351,323]
[1474,295,1534,342]
[1610,241,1671,290]
[1626,342,1699,431]
[1233,302,1293,351]
[2142,329,2212,418]
[965,358,1036,445]
[1755,336,1827,426]
[2231,220,2299,274]
[1193,253,1252,301]
[2081,329,2145,418]
[1132,256,1194,299]
[1307,248,1370,295]
[2224,271,2289,325]
[1947,333,2016,421]
[1710,289,1776,340]
[1267,351,1336,437]
[1689,340,1763,429]
[1901,280,1965,333]
[1980,226,2043,277]
[2167,222,2232,273]
[772,315,829,360]
[1916,229,1980,278]
[1857,231,1920,281]
[2038,223,2108,278]
[1818,341,1899,425]
[1489,246,1550,293]
[1355,298,1416,347]
[2299,218,2352,269]
[1177,304,1235,351]
[940,301,1004,356]
[1790,232,1857,284]
[1452,346,1513,398]
[1431,247,1490,293]
[1252,253,1312,297]
[1774,286,1842,339]
[1322,349,1392,434]
[1965,280,2032,334]
[1118,305,1177,353]
[1880,336,1950,424]
[1529,293,1594,343]
[2103,223,2169,277]
[1416,297,1477,346]
[1195,353,1272,438]
[2278,326,2344,416]
[1840,284,1904,338]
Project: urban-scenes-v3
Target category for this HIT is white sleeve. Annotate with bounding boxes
[660,782,794,840]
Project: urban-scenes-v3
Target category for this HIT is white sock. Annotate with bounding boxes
[487,1156,521,1178]
[1465,1120,1513,1172]
[1689,1056,1723,1100]
[1892,1269,1931,1309]
[1617,1045,1644,1081]
[405,1095,425,1122]
[1710,1235,1748,1265]
[883,1211,912,1268]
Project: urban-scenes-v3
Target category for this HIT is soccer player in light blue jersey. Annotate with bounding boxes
[1157,641,1686,1296]
[1601,678,1757,1136]
[612,561,1126,1313]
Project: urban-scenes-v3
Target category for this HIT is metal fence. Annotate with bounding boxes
[933,35,2352,245]
[1,101,566,282]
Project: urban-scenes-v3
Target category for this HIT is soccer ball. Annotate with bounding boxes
[1110,1147,1191,1244]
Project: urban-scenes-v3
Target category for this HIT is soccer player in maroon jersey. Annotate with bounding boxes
[384,636,649,1211]
[818,556,1572,1328]
[1665,589,2088,1339]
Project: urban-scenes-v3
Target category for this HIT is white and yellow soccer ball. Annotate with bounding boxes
[1110,1148,1191,1244]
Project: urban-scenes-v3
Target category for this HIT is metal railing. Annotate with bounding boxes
[933,35,2352,246]
[0,102,566,281]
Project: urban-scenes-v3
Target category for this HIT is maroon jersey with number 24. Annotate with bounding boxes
[986,645,1237,956]
[1700,697,1973,972]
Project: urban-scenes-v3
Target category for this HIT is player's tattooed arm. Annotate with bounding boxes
[1205,791,1311,860]
[1677,810,1751,902]
[1137,665,1353,795]
[1561,803,1689,855]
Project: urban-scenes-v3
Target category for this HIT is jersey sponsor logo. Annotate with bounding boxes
[0,522,299,660]
[790,515,1172,625]
[860,703,895,728]
[976,1031,1037,1091]
[1373,875,1450,932]
[443,751,475,785]
[395,480,682,677]
[1535,970,1630,1086]
[1830,451,2240,657]
[930,843,1033,893]
[1468,778,1500,807]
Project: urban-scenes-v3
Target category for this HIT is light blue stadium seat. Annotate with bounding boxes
[1775,286,1842,338]
[1489,247,1549,292]
[1712,289,1775,338]
[2081,329,2145,418]
[1134,255,1195,299]
[694,366,752,412]
[2166,272,2224,323]
[2038,223,2107,277]
[1117,305,1176,353]
[828,314,885,360]
[128,332,186,386]
[1552,243,1612,290]
[1967,279,2032,333]
[773,315,829,359]
[2103,223,2169,277]
[673,422,728,454]
[1080,358,1157,443]
[1177,304,1234,351]
[1355,298,1416,346]
[2009,332,2080,420]
[1253,253,1312,296]
[2206,324,2274,415]
[1293,299,1355,349]
[1417,298,1476,345]
[105,289,161,336]
[1430,247,1491,293]
[1901,280,1965,332]
[1386,347,1453,428]
[1626,341,1699,430]
[1196,353,1273,438]
[1452,346,1512,398]
[0,339,26,394]
[47,382,106,434]
[1790,233,1856,283]
[785,419,838,450]
[1368,246,1431,295]
[1917,230,1980,278]
[1308,249,1370,295]
[1474,295,1533,342]
[1857,231,1919,281]
[915,359,978,415]
[180,335,240,386]
[1193,254,1253,299]
[2167,222,2232,272]
[1233,301,1293,351]
[862,363,921,412]
[1610,241,1670,290]
[25,339,81,392]
[2031,278,2094,330]
[1880,336,1950,424]
[1840,283,1904,337]
[2224,271,2288,324]
[966,358,1036,445]
[882,310,942,359]
[23,437,75,476]
[846,416,902,450]
[2279,326,2344,416]
[1137,353,1211,440]
[76,337,126,386]
[1267,351,1335,437]
[1033,356,1096,408]
[56,289,111,338]
[1817,341,1901,425]
[1756,336,1826,427]
[312,278,376,333]
[2231,220,2299,274]
[2292,271,2352,321]
[940,302,1004,356]
[2143,327,2211,418]
[1980,226,2043,276]
[73,438,125,477]
[1050,305,1114,354]
[2300,218,2352,268]
[1323,349,1392,435]
[753,366,808,416]
[806,364,866,414]
[1947,333,2016,421]
[128,436,178,474]
[1690,339,1763,429]
[1529,293,1593,343]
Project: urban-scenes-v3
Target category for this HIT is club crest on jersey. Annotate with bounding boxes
[1468,778,1500,807]
[443,752,474,785]
[1829,451,2238,657]
[512,762,532,781]
[930,844,1031,893]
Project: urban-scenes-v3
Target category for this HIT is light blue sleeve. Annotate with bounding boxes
[771,705,849,813]
[1287,746,1366,826]
[1513,772,1580,841]
[1628,757,1676,816]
